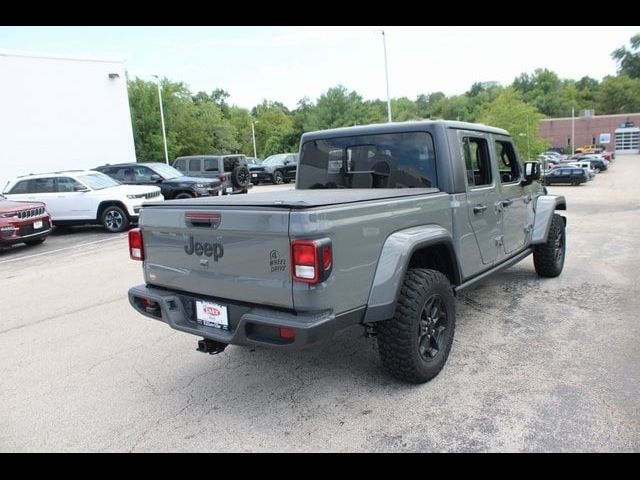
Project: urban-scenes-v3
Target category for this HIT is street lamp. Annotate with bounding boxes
[251,120,258,158]
[378,29,392,123]
[151,75,169,164]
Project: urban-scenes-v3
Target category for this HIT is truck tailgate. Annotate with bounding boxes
[139,205,293,309]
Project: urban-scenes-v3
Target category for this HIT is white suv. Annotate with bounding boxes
[2,170,163,232]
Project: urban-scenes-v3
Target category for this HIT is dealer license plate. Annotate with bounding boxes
[195,300,229,330]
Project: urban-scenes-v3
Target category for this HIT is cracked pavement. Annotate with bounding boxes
[0,164,638,452]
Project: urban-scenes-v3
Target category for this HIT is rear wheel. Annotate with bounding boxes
[101,206,129,233]
[272,171,284,184]
[174,192,193,199]
[533,213,565,278]
[376,269,456,384]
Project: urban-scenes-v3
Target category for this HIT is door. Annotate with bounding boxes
[284,155,298,181]
[462,134,501,265]
[494,138,528,255]
[54,177,95,220]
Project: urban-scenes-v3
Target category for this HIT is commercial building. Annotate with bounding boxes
[0,50,136,190]
[538,111,640,155]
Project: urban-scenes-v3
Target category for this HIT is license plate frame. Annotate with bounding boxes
[195,300,229,330]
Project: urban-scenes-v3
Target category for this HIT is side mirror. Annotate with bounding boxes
[150,174,162,182]
[522,161,541,185]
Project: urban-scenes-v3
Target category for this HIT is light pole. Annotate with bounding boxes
[151,75,169,164]
[251,120,258,158]
[571,106,575,154]
[379,29,392,123]
[518,132,530,161]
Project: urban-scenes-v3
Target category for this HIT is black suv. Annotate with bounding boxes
[173,155,251,194]
[94,162,223,199]
[249,153,298,185]
[544,167,588,186]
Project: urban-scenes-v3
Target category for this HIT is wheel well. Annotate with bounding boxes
[173,190,194,198]
[408,243,460,285]
[555,202,566,210]
[97,201,128,222]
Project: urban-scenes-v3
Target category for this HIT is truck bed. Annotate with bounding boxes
[142,188,440,209]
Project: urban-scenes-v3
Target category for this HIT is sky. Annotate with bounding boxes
[1,26,639,110]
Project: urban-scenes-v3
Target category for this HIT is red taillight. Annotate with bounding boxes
[219,175,227,183]
[128,228,144,261]
[291,238,332,284]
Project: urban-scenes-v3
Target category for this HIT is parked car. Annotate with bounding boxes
[574,145,603,154]
[94,162,222,199]
[249,153,299,185]
[543,167,588,186]
[2,170,163,233]
[0,193,52,248]
[245,157,262,165]
[575,155,609,172]
[565,161,596,180]
[172,155,251,194]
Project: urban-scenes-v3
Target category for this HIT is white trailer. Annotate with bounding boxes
[0,50,136,191]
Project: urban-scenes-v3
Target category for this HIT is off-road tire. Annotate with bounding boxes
[101,205,129,233]
[376,268,456,384]
[174,192,193,199]
[533,213,565,278]
[231,166,251,189]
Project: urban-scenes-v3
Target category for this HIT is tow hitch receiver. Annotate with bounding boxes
[196,338,227,355]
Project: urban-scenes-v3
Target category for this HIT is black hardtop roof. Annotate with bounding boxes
[301,120,510,142]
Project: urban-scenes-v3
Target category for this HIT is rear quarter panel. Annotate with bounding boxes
[290,193,452,314]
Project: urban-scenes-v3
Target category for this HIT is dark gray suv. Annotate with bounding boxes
[173,155,252,194]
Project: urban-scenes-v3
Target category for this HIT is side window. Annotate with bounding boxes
[133,166,153,182]
[494,140,521,183]
[203,158,219,172]
[174,159,186,171]
[9,180,31,194]
[462,137,492,187]
[31,177,57,193]
[56,177,83,192]
[188,159,201,173]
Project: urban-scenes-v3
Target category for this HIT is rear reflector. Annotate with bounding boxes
[128,228,144,261]
[279,327,295,340]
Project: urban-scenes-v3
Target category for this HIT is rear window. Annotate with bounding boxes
[298,132,437,189]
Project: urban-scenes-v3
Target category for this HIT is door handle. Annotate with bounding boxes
[501,199,513,207]
[473,204,488,214]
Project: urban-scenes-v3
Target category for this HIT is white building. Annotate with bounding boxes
[0,50,136,191]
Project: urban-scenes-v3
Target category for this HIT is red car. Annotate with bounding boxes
[0,194,52,247]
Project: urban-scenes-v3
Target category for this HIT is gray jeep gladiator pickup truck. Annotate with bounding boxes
[128,121,566,383]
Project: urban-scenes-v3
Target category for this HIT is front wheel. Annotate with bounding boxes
[174,192,193,199]
[376,269,456,384]
[101,206,129,233]
[533,213,565,278]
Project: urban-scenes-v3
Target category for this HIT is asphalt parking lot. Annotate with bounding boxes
[1,166,638,452]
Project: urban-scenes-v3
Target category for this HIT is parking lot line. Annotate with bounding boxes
[0,235,126,265]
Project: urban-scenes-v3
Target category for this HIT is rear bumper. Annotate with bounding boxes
[128,284,340,349]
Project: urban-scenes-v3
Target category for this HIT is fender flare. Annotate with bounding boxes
[363,225,460,323]
[531,195,566,244]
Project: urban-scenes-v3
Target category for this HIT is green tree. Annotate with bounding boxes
[478,89,548,160]
[512,68,571,117]
[611,33,640,78]
[596,75,640,114]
